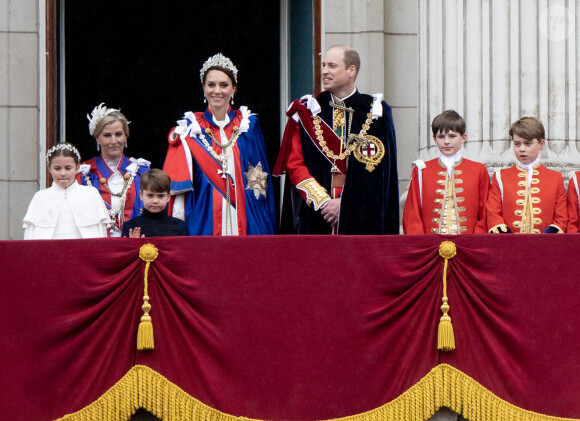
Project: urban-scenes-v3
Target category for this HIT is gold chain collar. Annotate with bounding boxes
[83,172,134,226]
[311,102,374,163]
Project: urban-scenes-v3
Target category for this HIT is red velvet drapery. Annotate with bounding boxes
[1,235,579,420]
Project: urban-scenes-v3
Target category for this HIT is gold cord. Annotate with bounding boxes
[137,244,158,351]
[438,241,457,352]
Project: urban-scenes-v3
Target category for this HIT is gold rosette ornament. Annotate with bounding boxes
[137,243,159,351]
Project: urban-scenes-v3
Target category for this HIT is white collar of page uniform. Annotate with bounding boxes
[517,156,541,186]
[439,150,462,176]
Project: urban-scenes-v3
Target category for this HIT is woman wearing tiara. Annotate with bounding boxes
[78,104,150,237]
[23,143,110,239]
[163,53,276,235]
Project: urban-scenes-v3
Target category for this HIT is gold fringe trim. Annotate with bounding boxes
[439,364,578,421]
[137,244,158,351]
[54,364,579,421]
[438,241,457,351]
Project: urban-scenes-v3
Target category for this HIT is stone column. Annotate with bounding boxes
[419,0,580,175]
[0,0,41,240]
[324,0,386,95]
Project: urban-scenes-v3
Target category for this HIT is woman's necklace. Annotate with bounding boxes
[99,173,132,197]
[199,125,241,181]
[201,126,240,173]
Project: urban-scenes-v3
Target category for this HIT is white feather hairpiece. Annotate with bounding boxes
[200,53,238,84]
[87,103,119,136]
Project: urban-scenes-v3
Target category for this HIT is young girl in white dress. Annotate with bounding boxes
[22,143,110,239]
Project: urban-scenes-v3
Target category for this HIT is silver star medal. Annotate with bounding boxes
[244,162,268,199]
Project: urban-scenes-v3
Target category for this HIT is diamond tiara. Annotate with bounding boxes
[199,53,238,84]
[46,142,81,164]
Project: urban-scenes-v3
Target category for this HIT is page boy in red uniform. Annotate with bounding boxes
[487,117,566,234]
[403,110,489,234]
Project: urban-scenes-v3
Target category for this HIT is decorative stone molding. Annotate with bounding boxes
[419,0,580,178]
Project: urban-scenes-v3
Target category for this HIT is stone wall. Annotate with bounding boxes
[418,0,580,177]
[0,0,41,240]
[325,0,580,232]
[324,0,419,200]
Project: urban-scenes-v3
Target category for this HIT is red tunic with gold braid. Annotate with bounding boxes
[486,164,567,234]
[566,171,580,232]
[403,158,489,234]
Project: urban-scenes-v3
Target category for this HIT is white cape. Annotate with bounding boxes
[23,181,110,239]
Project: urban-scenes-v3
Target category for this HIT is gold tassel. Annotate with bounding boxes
[137,244,159,351]
[137,296,154,350]
[438,241,457,352]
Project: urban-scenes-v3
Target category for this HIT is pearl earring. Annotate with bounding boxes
[230,94,234,105]
[203,95,207,104]
[125,140,128,148]
[96,142,100,152]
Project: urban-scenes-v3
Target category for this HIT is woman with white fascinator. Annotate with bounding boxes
[77,103,151,237]
[163,53,276,235]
